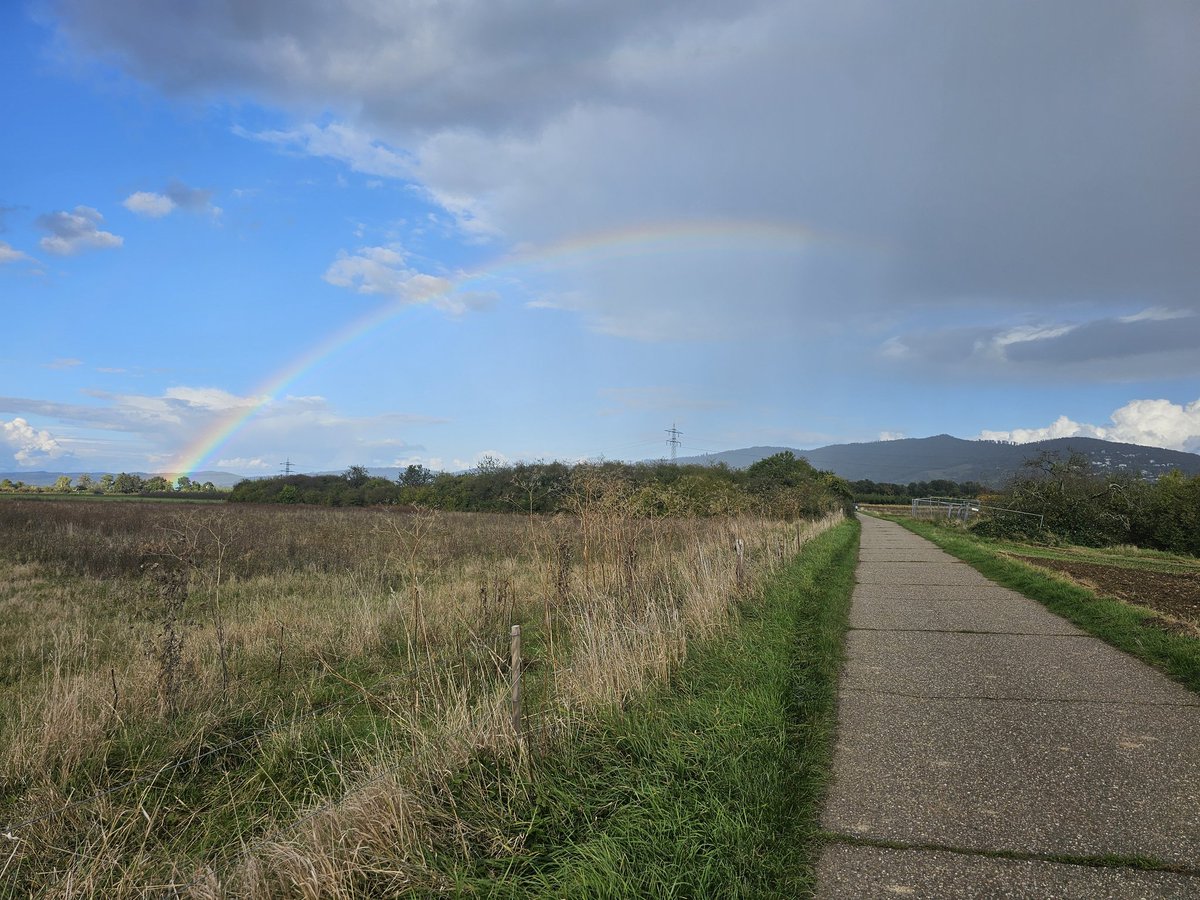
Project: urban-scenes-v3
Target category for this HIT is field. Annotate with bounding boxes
[0,496,842,897]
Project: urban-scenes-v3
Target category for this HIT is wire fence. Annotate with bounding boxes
[910,496,1045,528]
[1,524,823,896]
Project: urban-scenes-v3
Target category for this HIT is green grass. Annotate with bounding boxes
[891,517,1200,695]
[984,539,1200,576]
[451,519,861,898]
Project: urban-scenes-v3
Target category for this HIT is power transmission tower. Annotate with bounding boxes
[665,424,682,462]
[280,458,294,476]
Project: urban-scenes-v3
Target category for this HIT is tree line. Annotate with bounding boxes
[0,473,222,496]
[974,451,1200,555]
[849,478,986,504]
[228,452,853,519]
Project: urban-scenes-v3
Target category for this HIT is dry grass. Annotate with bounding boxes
[0,496,841,897]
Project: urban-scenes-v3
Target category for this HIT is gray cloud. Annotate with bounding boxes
[48,1,1200,356]
[35,205,123,255]
[883,310,1200,379]
[124,179,217,217]
[50,0,756,133]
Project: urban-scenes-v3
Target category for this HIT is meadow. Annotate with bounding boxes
[0,490,843,897]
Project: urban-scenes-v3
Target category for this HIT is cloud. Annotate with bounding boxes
[323,246,497,313]
[123,180,219,218]
[2,417,67,466]
[0,388,447,471]
[882,310,1200,380]
[47,2,1200,350]
[44,357,83,370]
[123,191,175,217]
[980,398,1200,453]
[239,122,412,180]
[878,431,905,441]
[0,241,35,264]
[213,456,271,471]
[35,206,123,255]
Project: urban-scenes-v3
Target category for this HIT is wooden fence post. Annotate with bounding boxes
[510,624,522,736]
[735,538,745,589]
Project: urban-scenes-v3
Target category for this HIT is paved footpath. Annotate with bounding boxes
[817,515,1200,899]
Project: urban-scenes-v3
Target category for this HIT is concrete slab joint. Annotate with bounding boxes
[817,515,1200,898]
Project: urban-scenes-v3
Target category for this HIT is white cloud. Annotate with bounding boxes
[323,245,496,314]
[979,398,1200,453]
[123,191,175,217]
[213,457,271,471]
[453,450,508,471]
[240,122,413,180]
[35,206,123,255]
[2,418,67,466]
[878,431,905,441]
[0,241,35,264]
[123,181,219,218]
[0,388,447,472]
[162,386,263,411]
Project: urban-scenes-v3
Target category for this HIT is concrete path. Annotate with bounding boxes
[817,515,1200,898]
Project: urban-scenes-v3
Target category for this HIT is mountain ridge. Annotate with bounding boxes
[673,434,1200,486]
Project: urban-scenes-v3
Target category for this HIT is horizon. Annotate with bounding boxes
[4,430,1198,481]
[3,3,1199,476]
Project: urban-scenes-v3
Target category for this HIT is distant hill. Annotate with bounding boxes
[0,470,244,489]
[673,435,1200,486]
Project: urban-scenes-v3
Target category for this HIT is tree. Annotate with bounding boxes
[999,451,1139,546]
[76,473,94,492]
[52,475,72,493]
[113,472,144,494]
[100,473,115,492]
[145,476,171,492]
[176,475,192,492]
[400,464,434,487]
[343,465,370,487]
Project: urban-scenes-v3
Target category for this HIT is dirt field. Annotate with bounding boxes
[1011,554,1200,630]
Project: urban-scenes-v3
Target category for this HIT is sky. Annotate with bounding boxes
[2,0,1199,477]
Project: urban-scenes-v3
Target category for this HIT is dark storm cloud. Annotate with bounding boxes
[1004,314,1200,365]
[884,311,1200,379]
[47,0,1200,357]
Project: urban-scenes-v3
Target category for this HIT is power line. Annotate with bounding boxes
[665,424,682,462]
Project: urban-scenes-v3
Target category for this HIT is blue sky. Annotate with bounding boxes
[2,1,1199,476]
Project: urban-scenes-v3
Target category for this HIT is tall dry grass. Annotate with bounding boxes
[0,495,841,897]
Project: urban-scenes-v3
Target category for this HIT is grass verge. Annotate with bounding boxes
[892,517,1200,695]
[450,518,861,898]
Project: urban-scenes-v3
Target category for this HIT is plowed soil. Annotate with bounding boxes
[1011,555,1200,628]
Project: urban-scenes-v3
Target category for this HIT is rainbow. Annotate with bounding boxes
[165,218,828,479]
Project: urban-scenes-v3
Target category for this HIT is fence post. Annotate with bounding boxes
[735,538,745,589]
[510,624,522,736]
